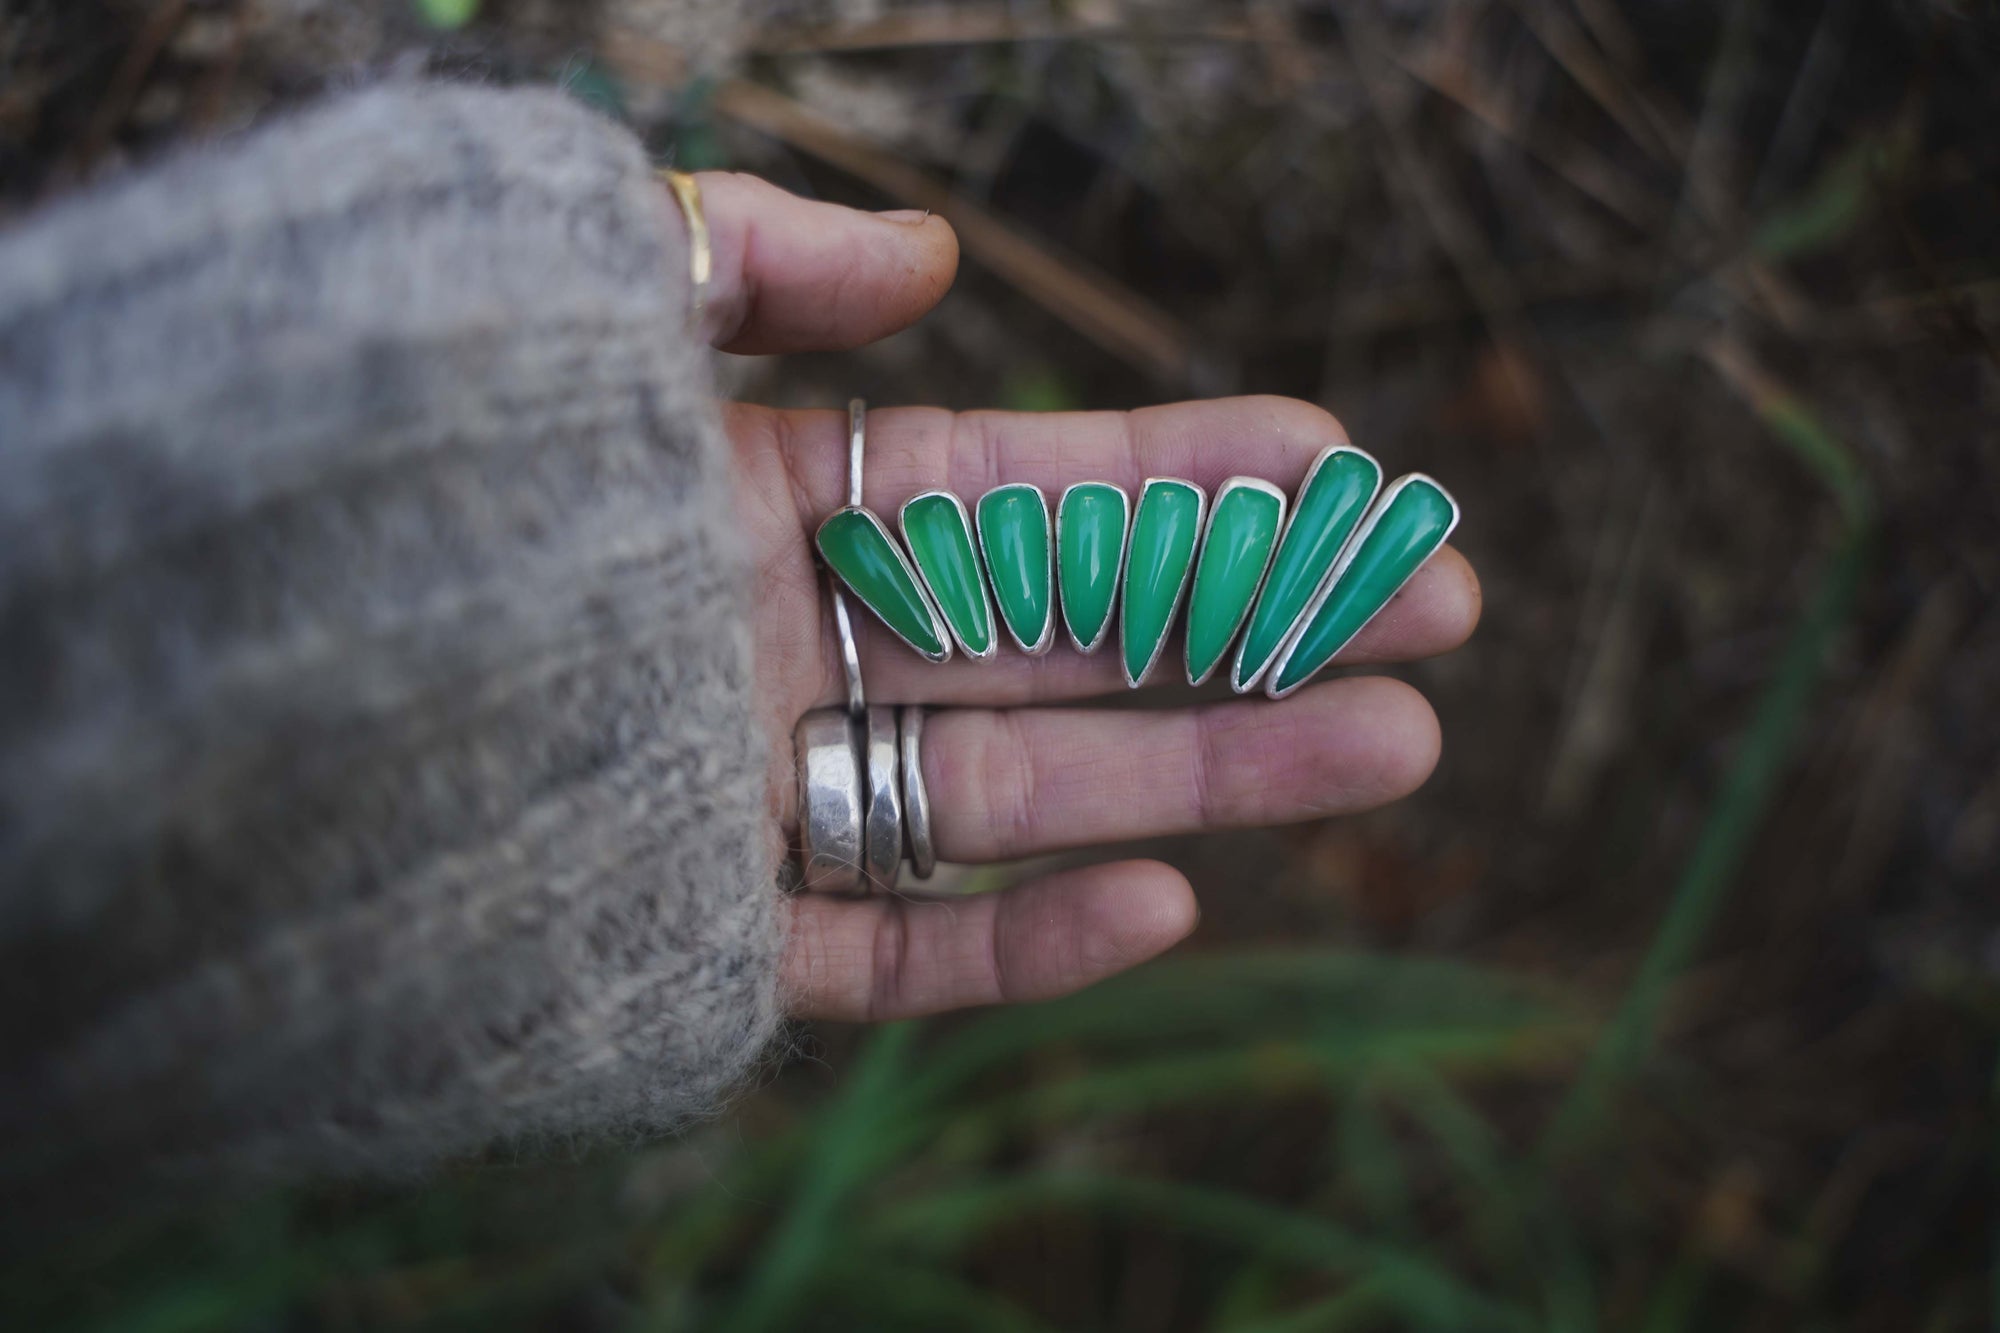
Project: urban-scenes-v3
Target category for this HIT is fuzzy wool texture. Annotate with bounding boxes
[0,83,784,1207]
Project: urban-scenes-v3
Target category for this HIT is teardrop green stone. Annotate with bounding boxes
[1120,480,1204,686]
[977,484,1055,653]
[816,507,950,662]
[1185,481,1284,685]
[1234,447,1381,691]
[901,492,995,658]
[1269,476,1456,697]
[1057,482,1129,652]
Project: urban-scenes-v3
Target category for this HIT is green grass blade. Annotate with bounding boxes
[1216,1280,1391,1333]
[1551,525,1865,1147]
[712,1023,918,1333]
[948,1024,1580,1136]
[1389,1068,1595,1328]
[1549,371,1872,1149]
[902,951,1573,1108]
[1637,1255,1710,1333]
[1339,1088,1417,1238]
[817,1256,1063,1333]
[870,1172,1538,1332]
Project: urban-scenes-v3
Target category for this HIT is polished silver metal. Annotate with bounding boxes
[1121,477,1207,689]
[847,398,867,508]
[795,708,864,894]
[1055,481,1130,655]
[1264,472,1461,701]
[1230,443,1382,694]
[828,577,866,717]
[861,705,903,894]
[1185,475,1288,687]
[975,482,1058,656]
[898,705,935,879]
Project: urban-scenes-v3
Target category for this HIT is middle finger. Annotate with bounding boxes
[920,676,1441,862]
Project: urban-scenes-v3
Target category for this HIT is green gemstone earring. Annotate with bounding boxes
[814,401,954,665]
[977,482,1057,656]
[1184,476,1286,687]
[900,489,999,662]
[1121,478,1206,688]
[1265,473,1459,699]
[1056,481,1130,655]
[1231,444,1382,694]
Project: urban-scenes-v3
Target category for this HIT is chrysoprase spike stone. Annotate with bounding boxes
[1184,481,1285,685]
[977,484,1055,653]
[816,508,951,662]
[901,492,996,659]
[1057,482,1129,653]
[1268,476,1457,698]
[1121,479,1205,687]
[1233,447,1382,692]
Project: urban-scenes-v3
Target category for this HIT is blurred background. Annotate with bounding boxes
[5,1,1998,1328]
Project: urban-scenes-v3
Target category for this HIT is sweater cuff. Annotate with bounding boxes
[0,83,783,1204]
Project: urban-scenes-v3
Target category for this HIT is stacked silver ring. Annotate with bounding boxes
[794,401,937,894]
[794,702,934,894]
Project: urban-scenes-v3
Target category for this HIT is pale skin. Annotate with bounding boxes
[680,173,1483,1024]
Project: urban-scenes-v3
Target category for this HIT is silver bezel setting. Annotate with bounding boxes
[815,506,954,666]
[1230,443,1383,695]
[898,489,1000,663]
[1121,477,1208,689]
[1264,472,1460,700]
[1185,476,1288,687]
[975,482,1058,656]
[1055,481,1132,655]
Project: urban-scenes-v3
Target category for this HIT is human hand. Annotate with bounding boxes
[680,173,1481,1023]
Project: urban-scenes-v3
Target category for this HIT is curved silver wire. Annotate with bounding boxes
[848,398,867,509]
[828,577,866,718]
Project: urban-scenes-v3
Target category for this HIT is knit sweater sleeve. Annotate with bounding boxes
[0,83,784,1201]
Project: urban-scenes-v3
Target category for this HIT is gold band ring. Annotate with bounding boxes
[659,169,711,331]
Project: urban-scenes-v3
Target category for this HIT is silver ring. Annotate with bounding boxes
[861,705,903,894]
[828,577,865,718]
[794,708,864,894]
[899,705,935,879]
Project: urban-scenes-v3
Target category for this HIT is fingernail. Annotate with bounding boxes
[877,208,932,225]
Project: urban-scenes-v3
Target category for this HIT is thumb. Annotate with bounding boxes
[678,170,959,356]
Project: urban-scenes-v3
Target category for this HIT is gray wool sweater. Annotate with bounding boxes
[0,84,783,1205]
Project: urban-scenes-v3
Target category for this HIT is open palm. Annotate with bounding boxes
[687,174,1481,1023]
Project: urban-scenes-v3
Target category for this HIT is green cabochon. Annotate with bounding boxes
[1121,479,1205,687]
[1268,475,1457,698]
[1233,446,1382,692]
[901,491,996,660]
[977,484,1055,653]
[816,507,951,662]
[1184,479,1285,685]
[1057,482,1130,653]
